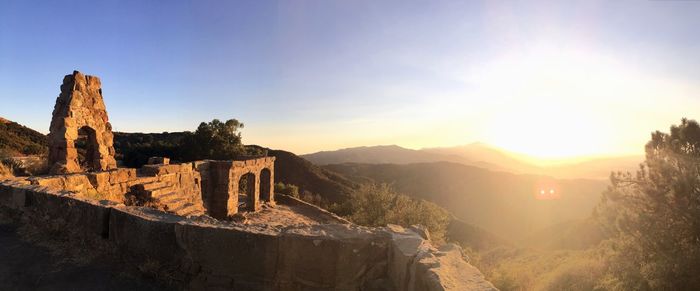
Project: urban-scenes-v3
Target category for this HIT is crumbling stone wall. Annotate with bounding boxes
[47,71,117,174]
[0,180,497,291]
[198,157,275,219]
[27,168,139,202]
[25,158,275,219]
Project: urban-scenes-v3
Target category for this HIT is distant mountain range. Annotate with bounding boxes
[325,162,608,241]
[303,143,642,179]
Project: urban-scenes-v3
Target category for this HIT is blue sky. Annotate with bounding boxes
[1,0,700,157]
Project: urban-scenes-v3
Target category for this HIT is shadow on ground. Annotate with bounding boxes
[0,223,171,291]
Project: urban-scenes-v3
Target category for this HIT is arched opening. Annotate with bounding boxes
[75,126,99,172]
[238,172,256,212]
[259,168,272,202]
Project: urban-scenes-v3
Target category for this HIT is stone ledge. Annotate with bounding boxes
[0,181,496,291]
[385,224,497,291]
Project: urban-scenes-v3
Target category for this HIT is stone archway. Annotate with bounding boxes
[75,126,100,172]
[259,168,272,203]
[238,172,257,212]
[47,71,117,174]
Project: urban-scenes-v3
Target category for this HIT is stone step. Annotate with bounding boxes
[133,176,158,184]
[141,181,172,191]
[170,202,197,214]
[153,191,179,201]
[148,186,176,198]
[160,197,187,210]
[177,206,205,217]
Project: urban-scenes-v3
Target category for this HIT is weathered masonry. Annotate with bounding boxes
[42,71,276,218]
[197,158,275,219]
[47,71,118,174]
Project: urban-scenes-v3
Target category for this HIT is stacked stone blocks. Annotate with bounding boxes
[47,71,117,174]
[199,157,275,219]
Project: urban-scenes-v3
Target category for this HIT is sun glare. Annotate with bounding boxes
[535,179,561,200]
[466,46,647,162]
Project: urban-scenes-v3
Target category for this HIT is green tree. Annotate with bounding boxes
[180,119,247,161]
[598,118,700,290]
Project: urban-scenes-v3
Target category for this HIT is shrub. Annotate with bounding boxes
[479,247,607,291]
[274,182,300,198]
[342,183,450,243]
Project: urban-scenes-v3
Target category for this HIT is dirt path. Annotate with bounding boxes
[0,223,170,291]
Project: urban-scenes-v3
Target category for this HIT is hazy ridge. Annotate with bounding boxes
[325,162,608,241]
[304,143,642,179]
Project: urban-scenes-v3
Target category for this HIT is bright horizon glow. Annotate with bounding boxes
[469,45,694,160]
[1,1,699,160]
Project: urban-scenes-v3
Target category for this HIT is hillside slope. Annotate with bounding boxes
[324,162,608,241]
[422,142,537,173]
[248,145,357,203]
[302,145,476,166]
[0,117,47,156]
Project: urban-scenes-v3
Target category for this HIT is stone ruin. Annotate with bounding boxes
[0,71,497,290]
[47,71,118,174]
[43,70,275,218]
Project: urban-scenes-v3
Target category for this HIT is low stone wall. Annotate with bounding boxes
[26,168,139,201]
[0,179,496,291]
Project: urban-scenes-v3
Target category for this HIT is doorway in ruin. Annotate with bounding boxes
[259,168,271,202]
[75,126,100,172]
[238,172,256,212]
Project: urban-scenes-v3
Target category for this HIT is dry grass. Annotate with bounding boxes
[23,157,49,176]
[0,156,49,177]
[0,162,14,179]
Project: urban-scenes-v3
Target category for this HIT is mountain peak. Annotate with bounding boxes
[0,116,10,124]
[466,141,493,148]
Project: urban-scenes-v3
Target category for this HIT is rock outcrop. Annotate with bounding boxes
[387,224,498,291]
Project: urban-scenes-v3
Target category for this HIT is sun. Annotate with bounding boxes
[469,45,632,162]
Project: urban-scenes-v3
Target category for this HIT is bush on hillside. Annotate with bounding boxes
[476,246,608,291]
[274,182,300,198]
[337,183,450,243]
[0,120,48,156]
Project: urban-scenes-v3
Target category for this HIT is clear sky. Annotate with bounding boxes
[1,1,699,158]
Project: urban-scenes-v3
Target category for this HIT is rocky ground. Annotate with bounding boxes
[0,211,171,291]
[241,203,345,226]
